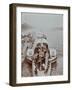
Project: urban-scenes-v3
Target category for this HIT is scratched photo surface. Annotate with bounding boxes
[21,13,63,77]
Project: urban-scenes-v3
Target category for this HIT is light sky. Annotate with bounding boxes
[21,13,63,51]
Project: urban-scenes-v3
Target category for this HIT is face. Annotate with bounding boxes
[34,43,49,59]
[23,35,33,48]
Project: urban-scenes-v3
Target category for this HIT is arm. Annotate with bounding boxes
[45,52,49,71]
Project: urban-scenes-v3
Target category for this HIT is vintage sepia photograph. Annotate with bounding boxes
[21,13,63,77]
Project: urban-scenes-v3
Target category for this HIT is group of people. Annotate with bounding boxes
[21,32,56,76]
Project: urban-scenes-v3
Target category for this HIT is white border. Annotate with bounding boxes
[16,7,68,83]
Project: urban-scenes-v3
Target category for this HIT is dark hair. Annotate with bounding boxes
[34,43,50,58]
